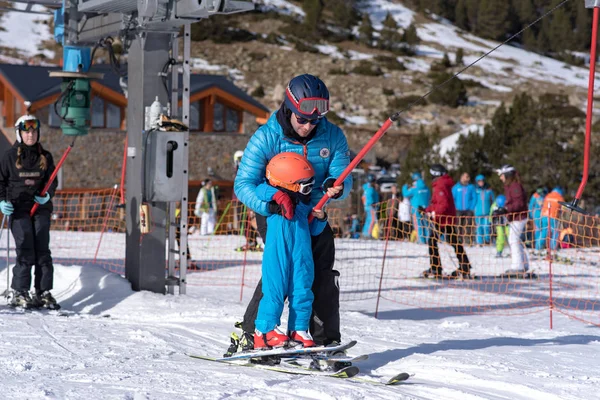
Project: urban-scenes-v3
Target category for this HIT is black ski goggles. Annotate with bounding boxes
[295,114,321,126]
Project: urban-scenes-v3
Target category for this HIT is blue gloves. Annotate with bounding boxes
[0,200,13,215]
[34,193,51,205]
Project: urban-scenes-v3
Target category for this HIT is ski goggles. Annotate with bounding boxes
[286,89,329,116]
[271,176,315,195]
[18,119,40,131]
[295,114,321,126]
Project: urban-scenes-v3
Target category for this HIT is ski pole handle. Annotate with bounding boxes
[30,141,74,217]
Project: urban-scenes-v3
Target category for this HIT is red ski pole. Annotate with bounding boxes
[30,140,75,217]
[564,5,599,214]
[313,118,394,212]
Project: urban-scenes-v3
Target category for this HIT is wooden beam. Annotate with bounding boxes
[90,81,127,107]
[190,86,269,120]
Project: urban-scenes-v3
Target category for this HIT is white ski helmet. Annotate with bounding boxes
[495,164,516,177]
[14,114,41,143]
[234,150,244,162]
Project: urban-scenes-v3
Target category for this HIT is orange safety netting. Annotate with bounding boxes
[2,192,598,327]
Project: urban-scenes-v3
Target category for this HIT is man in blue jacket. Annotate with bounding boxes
[474,174,494,245]
[402,171,430,244]
[231,74,352,354]
[452,172,476,245]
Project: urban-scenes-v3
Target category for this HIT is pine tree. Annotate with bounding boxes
[358,14,374,46]
[455,48,464,65]
[401,126,442,186]
[303,0,323,33]
[327,0,359,30]
[574,2,592,51]
[476,0,511,41]
[402,23,420,48]
[379,12,402,51]
[428,73,468,108]
[548,7,574,52]
[455,0,469,30]
[466,0,480,33]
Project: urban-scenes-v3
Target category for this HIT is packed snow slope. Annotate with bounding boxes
[0,260,599,400]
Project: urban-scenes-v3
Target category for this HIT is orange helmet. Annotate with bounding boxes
[266,152,315,195]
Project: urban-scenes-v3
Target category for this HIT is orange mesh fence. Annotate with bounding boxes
[3,191,598,327]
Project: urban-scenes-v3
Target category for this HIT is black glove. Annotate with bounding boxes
[493,207,507,216]
[322,178,343,199]
[268,201,281,215]
[417,206,426,214]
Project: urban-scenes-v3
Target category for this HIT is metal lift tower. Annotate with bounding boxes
[10,0,254,294]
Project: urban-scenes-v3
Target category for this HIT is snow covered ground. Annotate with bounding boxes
[0,2,53,58]
[0,233,599,399]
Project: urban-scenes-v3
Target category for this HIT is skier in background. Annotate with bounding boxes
[528,187,547,252]
[422,164,472,279]
[402,171,430,244]
[194,179,218,235]
[490,194,509,258]
[252,152,327,349]
[496,165,529,273]
[0,114,59,309]
[540,187,566,252]
[452,172,476,245]
[361,174,379,238]
[231,74,352,355]
[474,174,494,246]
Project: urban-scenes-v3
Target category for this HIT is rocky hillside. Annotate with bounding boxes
[1,0,597,165]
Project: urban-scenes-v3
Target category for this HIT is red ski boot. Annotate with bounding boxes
[289,330,315,348]
[254,327,289,350]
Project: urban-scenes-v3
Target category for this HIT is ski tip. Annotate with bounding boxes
[386,372,411,385]
[333,365,360,378]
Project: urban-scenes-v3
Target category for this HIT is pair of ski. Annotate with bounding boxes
[188,340,411,386]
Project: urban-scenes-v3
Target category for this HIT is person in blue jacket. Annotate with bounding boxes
[361,174,379,237]
[402,171,431,244]
[452,172,477,245]
[474,174,494,245]
[231,74,352,354]
[529,187,547,251]
[253,152,327,349]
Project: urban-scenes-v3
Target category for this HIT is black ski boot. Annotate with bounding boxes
[10,290,34,309]
[223,322,255,357]
[449,269,472,280]
[35,291,61,310]
[422,268,443,279]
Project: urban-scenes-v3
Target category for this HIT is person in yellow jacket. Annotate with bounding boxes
[540,187,565,250]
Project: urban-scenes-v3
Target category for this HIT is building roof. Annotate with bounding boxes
[0,63,269,113]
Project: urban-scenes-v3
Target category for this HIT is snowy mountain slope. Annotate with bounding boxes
[0,234,599,399]
[0,2,53,58]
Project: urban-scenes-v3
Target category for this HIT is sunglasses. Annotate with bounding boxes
[18,119,40,131]
[295,114,321,126]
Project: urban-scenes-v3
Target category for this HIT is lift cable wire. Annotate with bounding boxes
[391,0,573,121]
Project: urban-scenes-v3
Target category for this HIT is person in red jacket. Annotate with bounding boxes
[495,164,529,273]
[422,164,472,279]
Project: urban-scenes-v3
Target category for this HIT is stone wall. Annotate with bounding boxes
[36,120,412,189]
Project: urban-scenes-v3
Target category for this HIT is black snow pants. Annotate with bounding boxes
[10,208,54,293]
[241,213,341,346]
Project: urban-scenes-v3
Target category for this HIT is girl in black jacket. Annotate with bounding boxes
[0,114,58,309]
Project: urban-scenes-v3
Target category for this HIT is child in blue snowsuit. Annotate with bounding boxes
[253,156,327,349]
[402,172,431,244]
[362,175,380,238]
[474,175,495,245]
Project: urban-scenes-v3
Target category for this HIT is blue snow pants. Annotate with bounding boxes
[255,205,315,333]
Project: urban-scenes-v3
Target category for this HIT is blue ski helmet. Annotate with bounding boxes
[284,74,330,120]
[411,172,422,181]
[496,194,506,208]
[553,187,564,196]
[475,174,485,182]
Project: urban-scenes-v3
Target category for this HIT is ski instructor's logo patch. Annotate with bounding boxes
[320,148,330,158]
